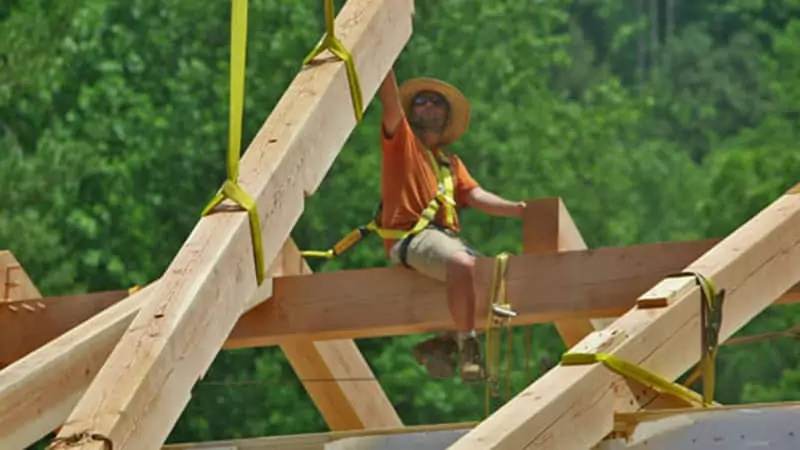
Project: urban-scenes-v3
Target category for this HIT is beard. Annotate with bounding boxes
[409,114,447,133]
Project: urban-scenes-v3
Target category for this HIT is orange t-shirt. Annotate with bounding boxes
[379,117,480,255]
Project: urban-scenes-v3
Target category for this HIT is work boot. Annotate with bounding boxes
[458,334,485,382]
[412,333,458,378]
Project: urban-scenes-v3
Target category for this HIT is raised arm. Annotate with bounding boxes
[378,69,404,138]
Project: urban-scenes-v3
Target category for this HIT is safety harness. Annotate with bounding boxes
[300,147,457,260]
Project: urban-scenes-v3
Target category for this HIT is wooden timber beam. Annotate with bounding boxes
[0,251,269,450]
[50,1,415,448]
[0,250,41,300]
[0,290,129,367]
[520,198,699,411]
[3,240,797,447]
[0,238,713,365]
[4,241,800,370]
[522,197,611,347]
[0,250,52,366]
[6,239,800,364]
[448,183,800,450]
[4,287,403,431]
[278,243,402,430]
[0,239,713,449]
[0,239,401,447]
[226,238,721,346]
[233,241,800,346]
[283,338,403,430]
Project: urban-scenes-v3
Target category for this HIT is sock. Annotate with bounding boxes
[457,330,476,341]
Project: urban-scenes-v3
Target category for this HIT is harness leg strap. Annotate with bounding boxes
[398,234,416,268]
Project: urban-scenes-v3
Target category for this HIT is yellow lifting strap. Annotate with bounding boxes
[201,0,266,285]
[670,270,724,405]
[301,148,456,259]
[561,270,723,408]
[484,252,515,418]
[303,0,364,123]
[560,352,707,407]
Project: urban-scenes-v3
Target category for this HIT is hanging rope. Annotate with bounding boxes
[201,0,266,285]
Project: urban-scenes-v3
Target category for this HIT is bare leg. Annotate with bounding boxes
[445,250,477,332]
[446,250,483,381]
[390,229,484,381]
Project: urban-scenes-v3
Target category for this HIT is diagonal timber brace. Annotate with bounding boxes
[46,1,415,448]
[448,183,800,449]
[277,242,402,431]
[0,234,722,447]
[0,240,402,448]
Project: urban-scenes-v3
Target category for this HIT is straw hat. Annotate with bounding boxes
[399,77,470,147]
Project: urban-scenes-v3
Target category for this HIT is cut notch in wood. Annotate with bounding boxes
[636,274,697,309]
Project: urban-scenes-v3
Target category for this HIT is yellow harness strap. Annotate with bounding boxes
[301,148,456,259]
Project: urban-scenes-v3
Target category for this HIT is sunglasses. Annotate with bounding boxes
[413,94,447,106]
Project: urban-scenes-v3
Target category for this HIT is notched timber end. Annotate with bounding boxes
[636,275,695,309]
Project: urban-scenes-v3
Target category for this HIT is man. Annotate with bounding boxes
[376,69,526,381]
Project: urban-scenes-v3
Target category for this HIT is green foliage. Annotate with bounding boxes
[3,0,800,446]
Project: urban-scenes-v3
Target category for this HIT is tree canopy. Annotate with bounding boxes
[2,0,800,446]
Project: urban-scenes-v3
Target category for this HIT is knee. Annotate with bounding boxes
[446,251,476,280]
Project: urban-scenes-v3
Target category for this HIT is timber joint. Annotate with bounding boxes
[47,431,114,450]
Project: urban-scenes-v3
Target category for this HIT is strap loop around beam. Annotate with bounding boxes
[303,0,364,123]
[201,0,266,285]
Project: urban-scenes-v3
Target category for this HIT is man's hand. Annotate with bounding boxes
[511,200,526,217]
[465,188,526,218]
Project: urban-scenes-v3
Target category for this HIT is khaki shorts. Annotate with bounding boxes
[389,227,479,282]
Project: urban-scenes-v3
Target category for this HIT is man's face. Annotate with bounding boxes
[409,90,449,133]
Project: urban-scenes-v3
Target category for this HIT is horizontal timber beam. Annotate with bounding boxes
[225,238,726,346]
[4,240,800,367]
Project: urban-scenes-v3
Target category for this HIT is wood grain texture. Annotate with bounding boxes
[0,251,40,300]
[278,243,402,430]
[449,184,800,449]
[49,1,415,448]
[0,290,129,367]
[523,197,598,347]
[227,239,718,346]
